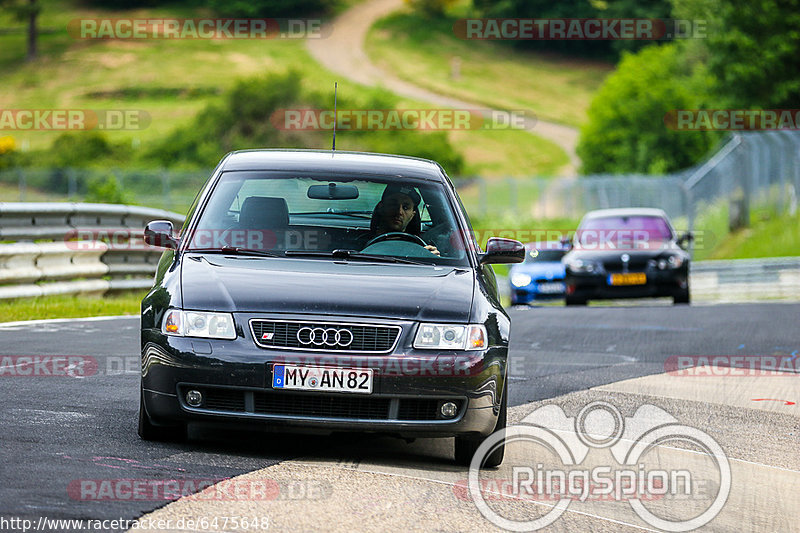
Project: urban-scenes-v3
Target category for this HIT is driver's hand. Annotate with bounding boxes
[424,245,440,256]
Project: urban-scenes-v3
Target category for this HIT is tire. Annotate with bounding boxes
[673,286,690,305]
[565,295,587,306]
[138,388,186,442]
[455,381,507,467]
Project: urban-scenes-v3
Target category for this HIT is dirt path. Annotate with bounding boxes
[306,0,580,175]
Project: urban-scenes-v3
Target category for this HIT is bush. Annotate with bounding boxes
[85,173,130,204]
[404,0,458,18]
[147,71,465,174]
[577,43,719,174]
[206,0,339,17]
[471,0,672,61]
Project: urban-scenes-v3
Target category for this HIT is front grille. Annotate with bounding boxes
[181,385,462,422]
[254,392,390,419]
[202,388,246,412]
[398,398,461,420]
[603,258,650,273]
[251,320,401,353]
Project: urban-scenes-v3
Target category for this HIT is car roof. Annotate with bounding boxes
[218,149,447,181]
[581,208,669,219]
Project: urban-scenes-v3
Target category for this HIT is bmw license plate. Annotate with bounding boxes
[537,281,565,294]
[272,365,373,394]
[607,273,647,286]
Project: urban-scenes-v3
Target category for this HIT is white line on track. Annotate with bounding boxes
[0,315,137,329]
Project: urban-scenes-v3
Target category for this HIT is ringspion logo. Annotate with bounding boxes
[469,401,730,531]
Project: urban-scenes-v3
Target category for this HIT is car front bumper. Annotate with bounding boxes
[565,269,688,300]
[141,316,506,438]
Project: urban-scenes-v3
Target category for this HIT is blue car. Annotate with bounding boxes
[509,241,568,304]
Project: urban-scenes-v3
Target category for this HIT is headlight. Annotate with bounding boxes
[656,255,684,270]
[511,273,532,287]
[566,259,602,273]
[668,255,684,268]
[162,310,236,339]
[414,324,487,351]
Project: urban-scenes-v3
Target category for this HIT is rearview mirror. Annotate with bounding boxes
[144,220,178,249]
[479,237,525,265]
[307,183,359,200]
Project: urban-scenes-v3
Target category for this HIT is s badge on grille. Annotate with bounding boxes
[262,332,274,340]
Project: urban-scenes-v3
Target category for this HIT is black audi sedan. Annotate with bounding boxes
[138,149,524,466]
[563,208,692,306]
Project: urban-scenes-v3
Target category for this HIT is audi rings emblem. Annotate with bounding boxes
[297,327,354,347]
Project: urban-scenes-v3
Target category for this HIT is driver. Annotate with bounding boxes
[369,185,440,255]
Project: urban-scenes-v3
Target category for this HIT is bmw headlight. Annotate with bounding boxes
[414,324,487,350]
[566,258,602,273]
[162,310,236,339]
[655,255,685,270]
[511,273,532,287]
[668,255,684,268]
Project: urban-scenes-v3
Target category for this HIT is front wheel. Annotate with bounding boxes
[138,388,186,442]
[455,381,507,467]
[565,295,587,306]
[673,286,690,305]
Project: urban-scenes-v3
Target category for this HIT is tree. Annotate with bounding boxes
[577,43,718,174]
[673,0,800,108]
[1,0,40,61]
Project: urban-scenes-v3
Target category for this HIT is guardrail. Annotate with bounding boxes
[690,256,800,302]
[0,203,184,300]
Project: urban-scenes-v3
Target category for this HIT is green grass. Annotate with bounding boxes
[366,11,613,129]
[0,1,569,179]
[0,290,146,322]
[705,210,800,260]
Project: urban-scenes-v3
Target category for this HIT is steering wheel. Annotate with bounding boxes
[365,232,428,248]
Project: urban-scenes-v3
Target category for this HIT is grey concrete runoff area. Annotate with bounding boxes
[0,302,797,532]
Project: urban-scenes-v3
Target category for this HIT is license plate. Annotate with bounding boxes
[537,281,565,294]
[607,273,647,286]
[272,365,373,394]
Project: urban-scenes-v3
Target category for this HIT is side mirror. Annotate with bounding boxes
[144,220,178,249]
[560,235,573,250]
[479,237,525,265]
[677,232,694,247]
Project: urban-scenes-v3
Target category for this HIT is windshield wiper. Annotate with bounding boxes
[188,247,282,258]
[285,249,427,265]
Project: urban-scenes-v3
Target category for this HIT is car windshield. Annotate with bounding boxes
[185,171,470,266]
[576,215,673,248]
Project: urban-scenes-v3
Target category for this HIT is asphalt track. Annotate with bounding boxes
[0,303,798,532]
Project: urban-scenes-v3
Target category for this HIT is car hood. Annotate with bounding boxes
[180,254,474,322]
